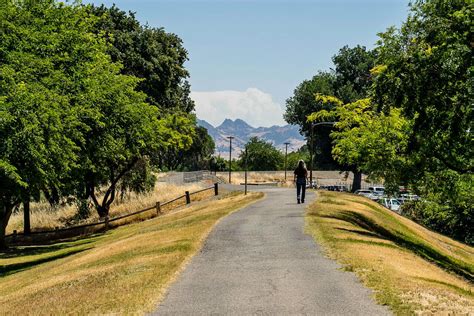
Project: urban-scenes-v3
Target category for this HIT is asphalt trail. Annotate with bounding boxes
[155,187,390,315]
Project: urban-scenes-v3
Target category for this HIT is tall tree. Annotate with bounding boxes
[371,0,473,243]
[285,46,376,190]
[308,96,413,193]
[88,5,195,113]
[333,45,377,103]
[0,0,103,246]
[158,125,214,171]
[284,72,337,169]
[240,137,283,171]
[0,1,194,248]
[373,0,473,175]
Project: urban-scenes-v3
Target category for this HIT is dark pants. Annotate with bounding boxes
[296,178,306,202]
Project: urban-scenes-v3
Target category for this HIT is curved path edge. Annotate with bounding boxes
[154,186,390,315]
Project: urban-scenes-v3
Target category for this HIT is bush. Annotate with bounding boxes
[401,200,473,245]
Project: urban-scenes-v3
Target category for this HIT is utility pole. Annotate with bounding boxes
[244,147,248,195]
[284,142,290,181]
[227,136,234,183]
[310,127,313,185]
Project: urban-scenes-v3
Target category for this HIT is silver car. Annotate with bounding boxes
[377,198,402,213]
[354,189,378,200]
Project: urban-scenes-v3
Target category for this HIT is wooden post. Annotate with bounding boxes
[104,215,109,231]
[23,199,31,235]
[156,201,161,215]
[214,183,218,196]
[185,191,191,204]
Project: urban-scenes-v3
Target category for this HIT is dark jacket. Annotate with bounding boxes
[294,167,308,179]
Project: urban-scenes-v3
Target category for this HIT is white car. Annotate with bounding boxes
[306,180,317,189]
[377,198,402,213]
[398,193,420,204]
[369,186,385,196]
[354,189,378,200]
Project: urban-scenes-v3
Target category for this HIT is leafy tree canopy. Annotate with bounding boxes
[240,137,283,171]
[88,4,195,113]
[0,1,195,247]
[284,45,376,170]
[372,0,473,174]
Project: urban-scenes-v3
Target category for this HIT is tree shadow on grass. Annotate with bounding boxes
[0,234,103,259]
[0,247,91,277]
[316,211,473,281]
[334,227,388,240]
[0,235,101,259]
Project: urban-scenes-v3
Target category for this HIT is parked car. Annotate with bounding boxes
[318,184,349,192]
[377,197,402,213]
[368,186,385,196]
[306,180,317,189]
[398,193,420,204]
[354,189,378,200]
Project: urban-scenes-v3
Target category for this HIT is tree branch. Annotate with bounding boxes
[102,157,139,209]
[434,152,473,174]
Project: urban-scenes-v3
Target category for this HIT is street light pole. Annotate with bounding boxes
[284,142,290,180]
[309,121,337,187]
[227,136,234,183]
[309,122,337,186]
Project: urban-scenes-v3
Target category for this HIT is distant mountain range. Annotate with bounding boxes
[197,118,305,157]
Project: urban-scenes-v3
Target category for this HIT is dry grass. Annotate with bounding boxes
[306,191,474,315]
[0,191,264,315]
[224,171,286,185]
[216,170,380,187]
[6,182,207,234]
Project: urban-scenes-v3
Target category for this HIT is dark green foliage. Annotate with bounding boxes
[332,45,377,103]
[159,125,215,171]
[88,4,194,113]
[0,0,195,247]
[0,0,109,245]
[286,146,310,171]
[284,72,337,169]
[372,0,473,244]
[402,171,473,245]
[75,198,91,220]
[284,46,376,172]
[240,137,283,171]
[374,0,472,175]
[211,156,228,172]
[119,157,157,200]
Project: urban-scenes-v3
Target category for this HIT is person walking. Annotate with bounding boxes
[294,160,308,204]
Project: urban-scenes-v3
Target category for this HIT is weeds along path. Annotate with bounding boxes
[156,187,389,315]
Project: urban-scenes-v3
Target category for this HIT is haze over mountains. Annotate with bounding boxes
[197,118,305,156]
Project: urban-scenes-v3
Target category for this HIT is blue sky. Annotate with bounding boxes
[84,0,410,127]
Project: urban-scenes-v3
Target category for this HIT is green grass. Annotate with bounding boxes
[0,191,263,315]
[306,191,474,315]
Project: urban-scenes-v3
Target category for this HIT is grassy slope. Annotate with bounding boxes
[0,191,263,315]
[306,191,473,315]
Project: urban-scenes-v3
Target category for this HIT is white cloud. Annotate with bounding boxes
[191,88,286,128]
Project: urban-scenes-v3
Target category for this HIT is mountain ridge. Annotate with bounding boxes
[197,118,305,156]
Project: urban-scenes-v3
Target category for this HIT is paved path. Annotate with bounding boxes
[155,187,389,315]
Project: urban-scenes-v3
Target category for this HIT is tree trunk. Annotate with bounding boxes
[352,170,362,192]
[43,187,60,207]
[96,205,109,219]
[0,205,14,250]
[0,221,6,250]
[23,198,31,235]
